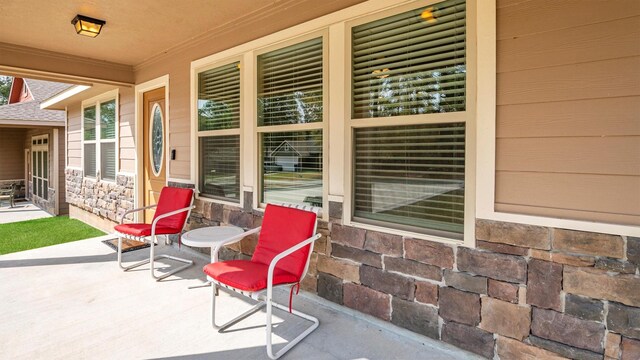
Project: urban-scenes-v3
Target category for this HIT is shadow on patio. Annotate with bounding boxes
[0,236,479,359]
[0,201,52,224]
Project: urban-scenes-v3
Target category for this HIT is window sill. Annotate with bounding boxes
[195,194,242,209]
[345,219,466,247]
[256,202,326,221]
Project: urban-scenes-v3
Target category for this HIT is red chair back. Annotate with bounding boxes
[153,187,194,230]
[251,204,317,279]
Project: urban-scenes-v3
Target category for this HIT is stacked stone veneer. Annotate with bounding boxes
[65,168,135,222]
[187,198,640,359]
[31,187,56,215]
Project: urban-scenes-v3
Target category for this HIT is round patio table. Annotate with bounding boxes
[181,225,245,263]
[181,225,245,289]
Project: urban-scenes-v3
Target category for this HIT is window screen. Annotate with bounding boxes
[197,62,241,202]
[198,62,241,131]
[258,37,323,126]
[199,135,240,201]
[261,130,323,207]
[257,37,324,208]
[352,0,466,119]
[353,123,465,237]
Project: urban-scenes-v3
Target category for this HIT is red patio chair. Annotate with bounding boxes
[203,203,321,360]
[114,186,195,281]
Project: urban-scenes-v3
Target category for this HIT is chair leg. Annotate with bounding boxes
[117,234,193,281]
[265,290,319,360]
[211,284,265,330]
[149,235,194,281]
[117,236,151,271]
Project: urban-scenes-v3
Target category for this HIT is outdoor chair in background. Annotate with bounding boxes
[114,186,195,281]
[0,183,17,208]
[203,203,321,360]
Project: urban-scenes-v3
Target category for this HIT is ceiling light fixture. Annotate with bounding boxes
[71,15,106,38]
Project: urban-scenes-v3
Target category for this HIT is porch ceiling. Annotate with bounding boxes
[0,0,365,68]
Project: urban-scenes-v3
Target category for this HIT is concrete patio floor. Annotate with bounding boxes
[0,236,480,360]
[0,201,52,224]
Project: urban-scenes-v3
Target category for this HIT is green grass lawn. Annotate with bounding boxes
[0,216,105,255]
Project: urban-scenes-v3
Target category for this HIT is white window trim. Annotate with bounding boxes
[341,0,477,247]
[192,57,244,207]
[31,134,49,199]
[81,89,119,182]
[190,0,482,240]
[254,31,329,214]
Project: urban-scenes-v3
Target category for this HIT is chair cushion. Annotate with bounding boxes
[203,260,299,292]
[251,204,317,278]
[114,223,181,237]
[153,187,194,230]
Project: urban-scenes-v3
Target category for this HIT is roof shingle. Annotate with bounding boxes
[0,78,71,125]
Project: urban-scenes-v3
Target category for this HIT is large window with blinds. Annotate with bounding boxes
[257,36,325,208]
[197,61,241,202]
[83,97,117,181]
[350,0,467,239]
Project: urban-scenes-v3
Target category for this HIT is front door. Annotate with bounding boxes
[143,87,166,222]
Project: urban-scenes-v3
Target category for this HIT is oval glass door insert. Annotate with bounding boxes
[150,103,164,176]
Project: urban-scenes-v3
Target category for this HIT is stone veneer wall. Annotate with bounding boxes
[65,168,135,222]
[184,195,640,360]
[31,186,56,215]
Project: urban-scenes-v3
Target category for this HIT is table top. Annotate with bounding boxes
[181,226,245,247]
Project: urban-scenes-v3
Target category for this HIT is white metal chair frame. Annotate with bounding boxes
[115,194,195,281]
[0,183,16,208]
[209,204,321,360]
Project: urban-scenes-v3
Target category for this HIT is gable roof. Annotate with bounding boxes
[0,78,71,126]
[24,79,71,102]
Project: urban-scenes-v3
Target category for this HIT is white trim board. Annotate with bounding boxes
[134,75,170,222]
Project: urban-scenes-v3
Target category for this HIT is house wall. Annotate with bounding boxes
[494,0,640,226]
[56,128,68,215]
[118,87,136,174]
[67,103,81,168]
[66,87,135,173]
[66,86,135,230]
[186,197,640,360]
[0,128,26,180]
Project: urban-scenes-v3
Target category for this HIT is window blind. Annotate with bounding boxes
[101,142,116,181]
[352,0,466,119]
[261,130,322,207]
[198,62,240,131]
[100,100,116,139]
[258,37,323,126]
[199,135,240,201]
[353,123,465,237]
[84,143,96,178]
